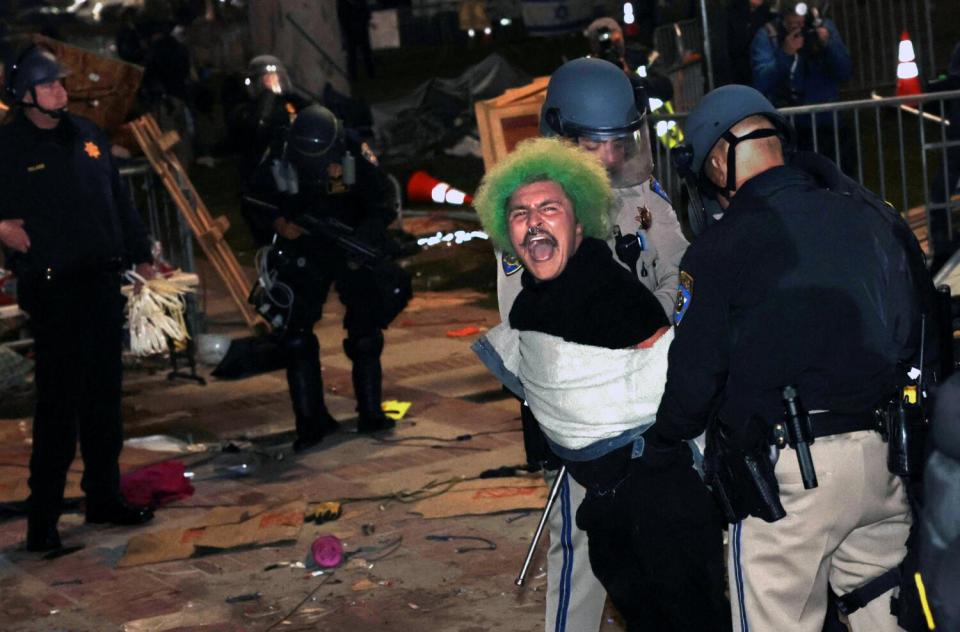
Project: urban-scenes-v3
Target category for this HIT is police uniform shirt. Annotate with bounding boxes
[0,112,152,282]
[656,163,922,446]
[607,177,688,318]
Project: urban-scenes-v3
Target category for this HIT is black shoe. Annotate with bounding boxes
[26,521,61,552]
[357,413,396,434]
[86,501,154,525]
[292,434,324,453]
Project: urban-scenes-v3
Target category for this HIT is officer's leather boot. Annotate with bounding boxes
[85,498,154,525]
[286,332,341,452]
[344,333,395,433]
[26,503,61,552]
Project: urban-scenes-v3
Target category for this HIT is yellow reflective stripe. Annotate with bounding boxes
[915,572,936,630]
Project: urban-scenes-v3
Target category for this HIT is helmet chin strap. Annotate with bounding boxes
[716,128,782,197]
[22,87,66,119]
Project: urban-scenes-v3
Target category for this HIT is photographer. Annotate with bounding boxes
[751,0,853,171]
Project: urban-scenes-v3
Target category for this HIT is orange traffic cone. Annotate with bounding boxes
[896,30,922,100]
[406,171,474,206]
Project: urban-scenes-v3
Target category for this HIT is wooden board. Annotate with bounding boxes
[129,115,260,329]
[475,77,549,172]
[34,35,143,133]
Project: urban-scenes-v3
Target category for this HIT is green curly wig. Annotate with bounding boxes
[473,137,612,256]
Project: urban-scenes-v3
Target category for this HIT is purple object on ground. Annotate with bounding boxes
[311,534,344,568]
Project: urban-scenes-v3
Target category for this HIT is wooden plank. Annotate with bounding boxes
[129,115,260,329]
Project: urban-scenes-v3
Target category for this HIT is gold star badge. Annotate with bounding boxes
[635,206,652,230]
[84,141,101,159]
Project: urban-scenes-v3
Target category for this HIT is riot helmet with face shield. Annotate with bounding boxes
[539,57,653,189]
[245,54,292,99]
[285,104,356,190]
[672,84,793,235]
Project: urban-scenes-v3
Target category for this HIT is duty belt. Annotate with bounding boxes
[770,411,880,449]
[37,257,124,285]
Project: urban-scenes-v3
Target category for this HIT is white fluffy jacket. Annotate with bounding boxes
[484,323,674,450]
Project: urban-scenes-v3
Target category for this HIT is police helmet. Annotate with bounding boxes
[540,57,652,188]
[245,54,292,98]
[286,104,345,181]
[672,84,793,235]
[6,46,69,105]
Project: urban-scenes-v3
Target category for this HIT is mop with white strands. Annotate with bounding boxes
[124,270,197,357]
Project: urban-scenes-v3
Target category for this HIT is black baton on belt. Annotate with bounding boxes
[781,385,818,489]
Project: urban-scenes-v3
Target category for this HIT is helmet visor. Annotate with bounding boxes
[246,67,292,99]
[576,124,653,189]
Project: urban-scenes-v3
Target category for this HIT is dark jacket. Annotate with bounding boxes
[656,154,928,448]
[751,17,851,110]
[509,237,668,349]
[0,112,151,294]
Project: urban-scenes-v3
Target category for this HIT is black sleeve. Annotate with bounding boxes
[357,156,397,228]
[107,137,152,265]
[655,242,734,442]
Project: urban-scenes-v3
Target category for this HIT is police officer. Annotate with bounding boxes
[232,55,310,246]
[495,57,689,632]
[0,47,155,552]
[655,84,930,631]
[251,104,408,452]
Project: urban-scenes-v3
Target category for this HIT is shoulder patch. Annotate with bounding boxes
[501,252,522,276]
[674,270,693,326]
[649,177,671,205]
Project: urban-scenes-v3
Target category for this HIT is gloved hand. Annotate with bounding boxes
[637,426,690,471]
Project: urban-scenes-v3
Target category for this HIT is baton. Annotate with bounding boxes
[781,386,818,489]
[516,465,567,586]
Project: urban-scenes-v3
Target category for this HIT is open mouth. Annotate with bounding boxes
[523,233,558,262]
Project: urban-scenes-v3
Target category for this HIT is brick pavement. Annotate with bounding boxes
[0,288,623,632]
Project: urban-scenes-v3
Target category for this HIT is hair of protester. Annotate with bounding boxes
[473,137,612,256]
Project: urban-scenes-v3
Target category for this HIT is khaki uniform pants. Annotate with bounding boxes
[729,431,911,632]
[544,469,606,632]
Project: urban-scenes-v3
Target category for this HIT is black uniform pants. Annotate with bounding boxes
[26,273,125,518]
[575,455,731,632]
[283,255,383,339]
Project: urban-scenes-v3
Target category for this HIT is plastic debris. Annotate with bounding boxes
[225,592,261,604]
[305,501,342,524]
[311,535,344,568]
[381,400,412,420]
[445,326,481,338]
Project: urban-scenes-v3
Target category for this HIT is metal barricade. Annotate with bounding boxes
[652,18,707,113]
[649,89,960,259]
[831,0,936,90]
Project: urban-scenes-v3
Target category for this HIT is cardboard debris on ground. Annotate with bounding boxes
[400,291,487,314]
[117,499,306,568]
[121,602,233,632]
[409,476,547,519]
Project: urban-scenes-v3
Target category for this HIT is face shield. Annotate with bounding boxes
[245,64,292,99]
[577,124,653,189]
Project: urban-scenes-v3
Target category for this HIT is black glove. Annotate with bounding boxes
[637,426,689,471]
